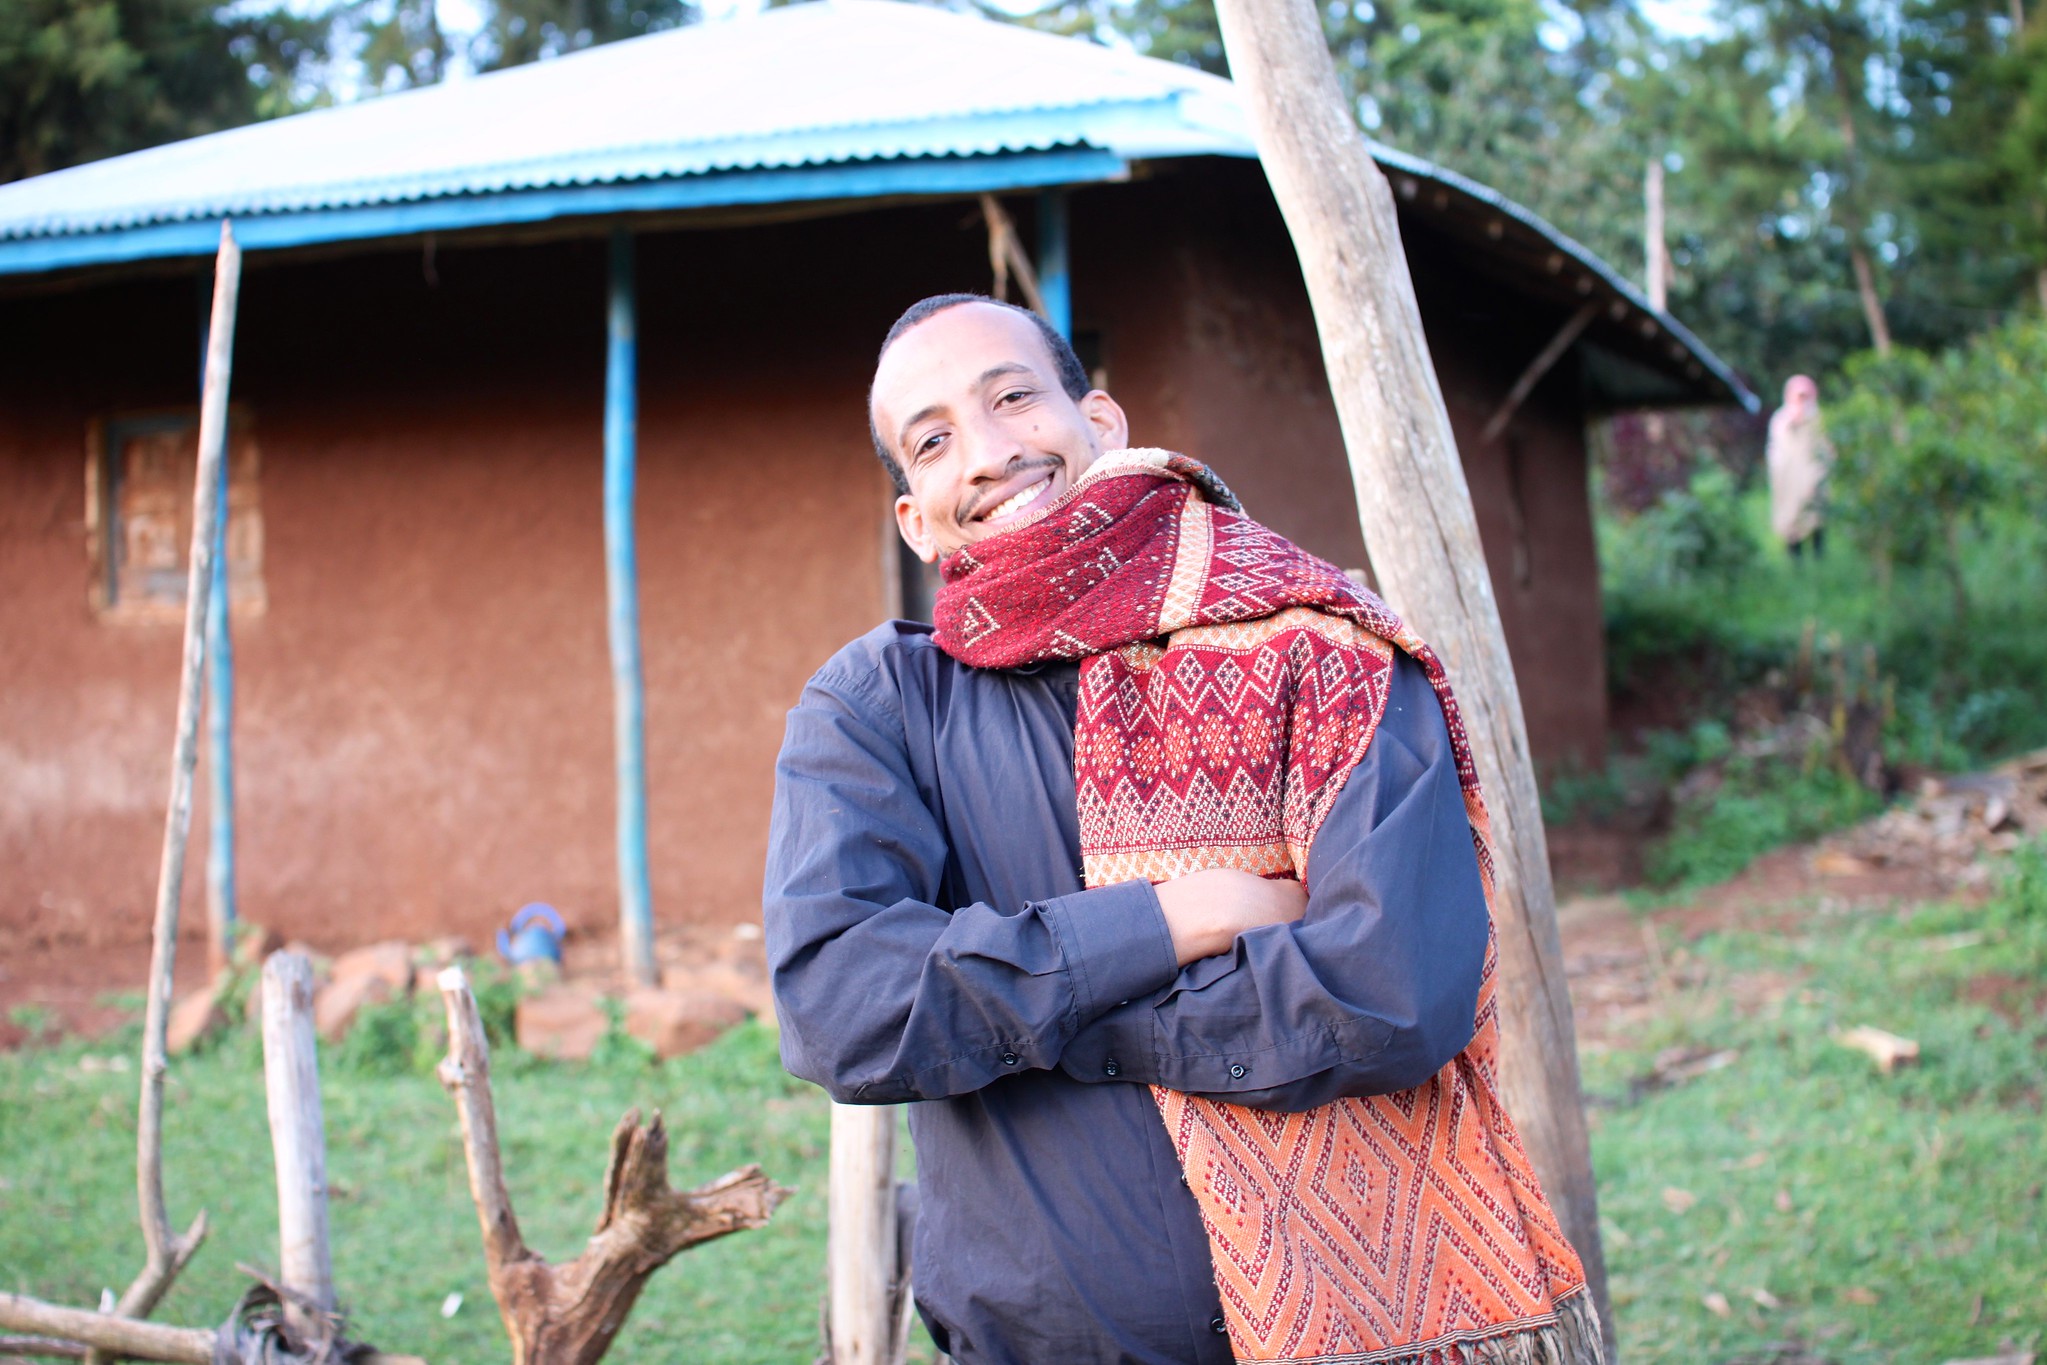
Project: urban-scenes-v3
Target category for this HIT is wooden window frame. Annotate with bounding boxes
[85,407,266,623]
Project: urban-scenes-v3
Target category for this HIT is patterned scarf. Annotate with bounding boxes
[933,450,1600,1365]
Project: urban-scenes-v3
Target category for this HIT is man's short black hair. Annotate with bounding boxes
[868,293,1091,495]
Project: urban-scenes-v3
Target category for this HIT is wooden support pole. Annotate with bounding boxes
[203,374,237,975]
[1036,190,1072,340]
[260,951,335,1334]
[826,1105,902,1365]
[1205,0,1614,1352]
[604,225,657,989]
[977,195,1048,320]
[1481,301,1601,446]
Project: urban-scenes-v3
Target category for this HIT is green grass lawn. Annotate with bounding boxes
[1587,862,2047,1363]
[5,856,2044,1364]
[0,1019,840,1363]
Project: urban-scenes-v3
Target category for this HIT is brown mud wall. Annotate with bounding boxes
[0,162,1603,959]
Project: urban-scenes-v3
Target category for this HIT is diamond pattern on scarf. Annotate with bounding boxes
[934,450,1598,1365]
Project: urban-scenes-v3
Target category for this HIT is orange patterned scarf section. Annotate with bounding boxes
[933,450,1600,1365]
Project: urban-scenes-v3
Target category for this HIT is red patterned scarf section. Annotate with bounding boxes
[933,450,1600,1365]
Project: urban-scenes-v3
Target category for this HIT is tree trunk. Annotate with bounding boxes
[1850,244,1894,357]
[1206,0,1614,1353]
[1644,159,1668,312]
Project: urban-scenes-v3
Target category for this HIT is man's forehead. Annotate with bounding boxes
[872,304,1056,414]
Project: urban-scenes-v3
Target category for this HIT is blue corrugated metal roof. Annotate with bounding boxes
[0,0,1750,407]
[0,0,1248,244]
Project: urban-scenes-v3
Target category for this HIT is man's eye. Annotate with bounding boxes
[997,389,1031,405]
[913,432,946,459]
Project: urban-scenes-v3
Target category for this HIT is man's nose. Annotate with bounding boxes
[957,418,1028,485]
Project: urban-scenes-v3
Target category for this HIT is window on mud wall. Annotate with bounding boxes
[86,411,265,621]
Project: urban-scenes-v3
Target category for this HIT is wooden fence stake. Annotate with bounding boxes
[260,952,335,1335]
[825,1104,913,1365]
[1204,0,1615,1350]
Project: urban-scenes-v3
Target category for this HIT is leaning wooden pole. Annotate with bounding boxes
[1206,0,1614,1351]
[95,221,241,1357]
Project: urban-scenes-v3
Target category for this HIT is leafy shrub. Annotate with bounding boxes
[1603,463,1760,591]
[1646,761,1884,889]
[1826,317,2047,614]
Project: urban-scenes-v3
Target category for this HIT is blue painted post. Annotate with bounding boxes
[1038,189,1072,341]
[604,226,657,987]
[204,448,237,969]
[199,261,237,972]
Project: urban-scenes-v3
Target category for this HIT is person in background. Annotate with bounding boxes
[1767,374,1832,558]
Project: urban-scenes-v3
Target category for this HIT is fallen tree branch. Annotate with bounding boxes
[0,1294,211,1364]
[1,1332,90,1359]
[436,965,789,1365]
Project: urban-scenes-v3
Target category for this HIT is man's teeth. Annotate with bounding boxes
[987,479,1049,521]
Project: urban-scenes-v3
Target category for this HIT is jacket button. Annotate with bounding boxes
[1228,1063,1247,1080]
[1211,1316,1228,1335]
[1179,1173,1190,1188]
[1103,1059,1121,1077]
[1000,1051,1020,1067]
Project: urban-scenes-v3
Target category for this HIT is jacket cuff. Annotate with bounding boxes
[1038,879,1179,1025]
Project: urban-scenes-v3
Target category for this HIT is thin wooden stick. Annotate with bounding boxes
[260,952,335,1333]
[95,220,241,1360]
[0,1295,211,1364]
[1203,1,1613,1350]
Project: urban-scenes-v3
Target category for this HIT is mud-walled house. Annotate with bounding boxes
[0,0,1752,963]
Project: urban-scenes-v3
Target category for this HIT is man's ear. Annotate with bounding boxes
[895,494,940,564]
[1081,389,1130,451]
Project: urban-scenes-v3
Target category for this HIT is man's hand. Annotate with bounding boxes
[1154,868,1307,967]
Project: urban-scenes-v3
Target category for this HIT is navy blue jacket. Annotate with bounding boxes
[765,621,1488,1365]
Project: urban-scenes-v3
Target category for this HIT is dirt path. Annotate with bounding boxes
[1560,843,1963,1054]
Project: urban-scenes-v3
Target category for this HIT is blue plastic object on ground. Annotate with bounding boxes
[498,903,566,966]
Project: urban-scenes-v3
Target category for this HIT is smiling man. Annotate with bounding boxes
[764,296,1600,1365]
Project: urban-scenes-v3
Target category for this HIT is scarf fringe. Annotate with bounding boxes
[1251,1289,1607,1365]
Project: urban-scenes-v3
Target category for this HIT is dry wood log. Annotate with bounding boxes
[260,952,335,1336]
[90,221,242,1365]
[0,1294,211,1364]
[0,1288,427,1365]
[435,966,789,1365]
[1,1332,89,1359]
[1205,0,1613,1349]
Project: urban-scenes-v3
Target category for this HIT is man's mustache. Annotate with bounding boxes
[957,456,1063,524]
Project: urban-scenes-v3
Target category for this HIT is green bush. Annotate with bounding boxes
[1826,317,2047,614]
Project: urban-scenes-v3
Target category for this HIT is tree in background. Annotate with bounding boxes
[0,0,698,179]
[351,0,696,90]
[0,0,330,182]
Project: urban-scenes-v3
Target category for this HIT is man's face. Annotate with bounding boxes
[871,302,1128,563]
